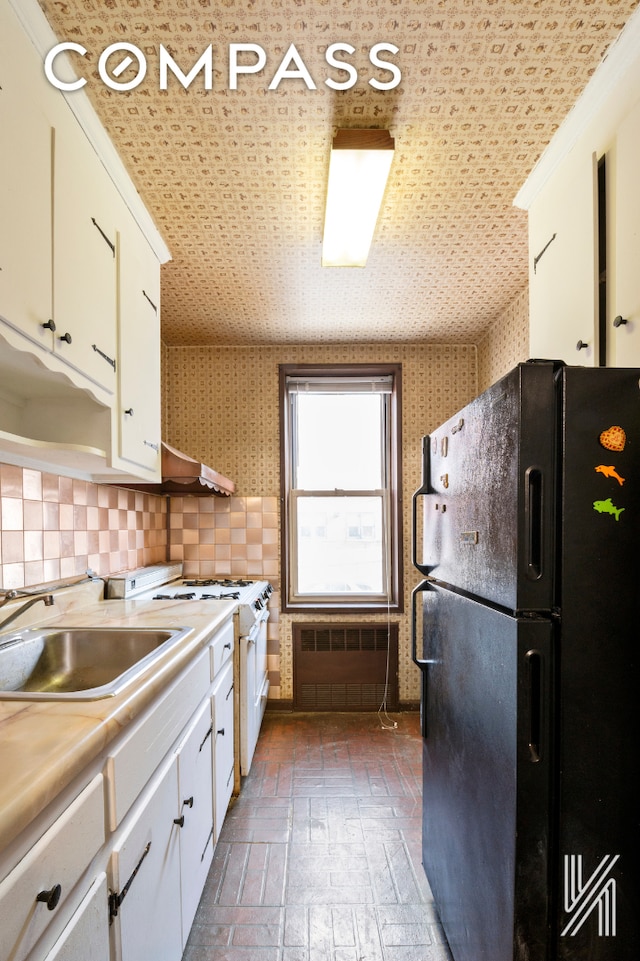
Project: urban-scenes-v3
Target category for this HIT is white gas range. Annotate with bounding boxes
[106,563,272,781]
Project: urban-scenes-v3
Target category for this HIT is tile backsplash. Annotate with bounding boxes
[0,463,167,590]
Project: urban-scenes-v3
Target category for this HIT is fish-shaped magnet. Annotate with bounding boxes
[595,465,625,486]
[593,497,625,521]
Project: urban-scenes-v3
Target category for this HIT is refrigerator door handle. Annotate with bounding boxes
[525,647,544,762]
[411,582,432,738]
[412,435,433,576]
[410,581,430,670]
[524,466,544,580]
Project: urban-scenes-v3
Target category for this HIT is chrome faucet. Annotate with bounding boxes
[0,594,55,632]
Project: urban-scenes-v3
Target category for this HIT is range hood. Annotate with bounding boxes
[125,442,235,496]
[159,442,235,495]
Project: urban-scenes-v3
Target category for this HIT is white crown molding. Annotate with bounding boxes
[7,0,171,264]
[514,3,640,211]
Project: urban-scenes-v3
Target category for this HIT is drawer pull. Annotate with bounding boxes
[198,723,213,752]
[36,884,62,911]
[109,842,151,921]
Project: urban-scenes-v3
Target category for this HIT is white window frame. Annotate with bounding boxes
[280,364,402,612]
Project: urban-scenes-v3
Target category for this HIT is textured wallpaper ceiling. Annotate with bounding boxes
[38,0,639,346]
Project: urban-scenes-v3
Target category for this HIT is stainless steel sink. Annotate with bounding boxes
[0,626,191,699]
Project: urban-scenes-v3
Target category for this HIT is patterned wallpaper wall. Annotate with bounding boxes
[478,285,530,391]
[163,343,478,704]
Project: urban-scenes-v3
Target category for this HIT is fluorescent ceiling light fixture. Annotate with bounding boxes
[322,129,394,267]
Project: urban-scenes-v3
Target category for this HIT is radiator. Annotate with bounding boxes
[293,623,398,711]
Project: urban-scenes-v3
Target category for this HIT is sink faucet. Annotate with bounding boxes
[0,594,55,632]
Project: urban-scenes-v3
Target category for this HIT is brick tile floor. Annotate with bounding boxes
[183,712,453,961]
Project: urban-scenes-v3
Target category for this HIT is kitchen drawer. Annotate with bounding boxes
[106,647,210,829]
[212,659,234,841]
[0,774,105,961]
[210,616,234,679]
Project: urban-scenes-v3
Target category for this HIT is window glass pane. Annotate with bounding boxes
[296,495,384,595]
[295,393,383,490]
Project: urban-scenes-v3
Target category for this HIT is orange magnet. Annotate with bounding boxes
[595,465,625,486]
[599,426,626,452]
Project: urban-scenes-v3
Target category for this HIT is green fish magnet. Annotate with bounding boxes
[593,497,625,521]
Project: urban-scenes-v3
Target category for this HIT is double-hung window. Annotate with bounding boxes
[280,364,402,611]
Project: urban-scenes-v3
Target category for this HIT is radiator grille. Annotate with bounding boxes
[293,623,398,711]
[299,625,389,653]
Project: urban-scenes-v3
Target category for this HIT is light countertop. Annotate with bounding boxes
[0,582,237,856]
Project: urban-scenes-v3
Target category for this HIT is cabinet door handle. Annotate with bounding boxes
[198,723,213,752]
[143,289,158,313]
[36,884,62,911]
[124,408,134,416]
[91,217,115,256]
[41,319,56,332]
[173,815,185,828]
[217,727,225,737]
[58,332,72,345]
[108,842,151,921]
[92,343,116,370]
[183,796,194,808]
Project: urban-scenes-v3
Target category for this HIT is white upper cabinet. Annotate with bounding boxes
[115,215,162,478]
[612,98,640,366]
[527,151,598,366]
[0,1,53,352]
[518,8,640,368]
[0,0,169,482]
[52,110,119,395]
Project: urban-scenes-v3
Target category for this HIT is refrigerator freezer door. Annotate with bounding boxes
[418,582,553,961]
[414,360,558,612]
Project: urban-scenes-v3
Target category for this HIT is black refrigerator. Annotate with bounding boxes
[411,360,639,961]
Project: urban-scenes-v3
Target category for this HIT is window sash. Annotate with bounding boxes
[290,391,390,492]
[289,490,389,604]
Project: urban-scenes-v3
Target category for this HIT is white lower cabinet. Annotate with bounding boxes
[44,874,110,961]
[0,614,237,961]
[175,700,215,944]
[0,775,105,961]
[213,659,235,842]
[110,756,182,961]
